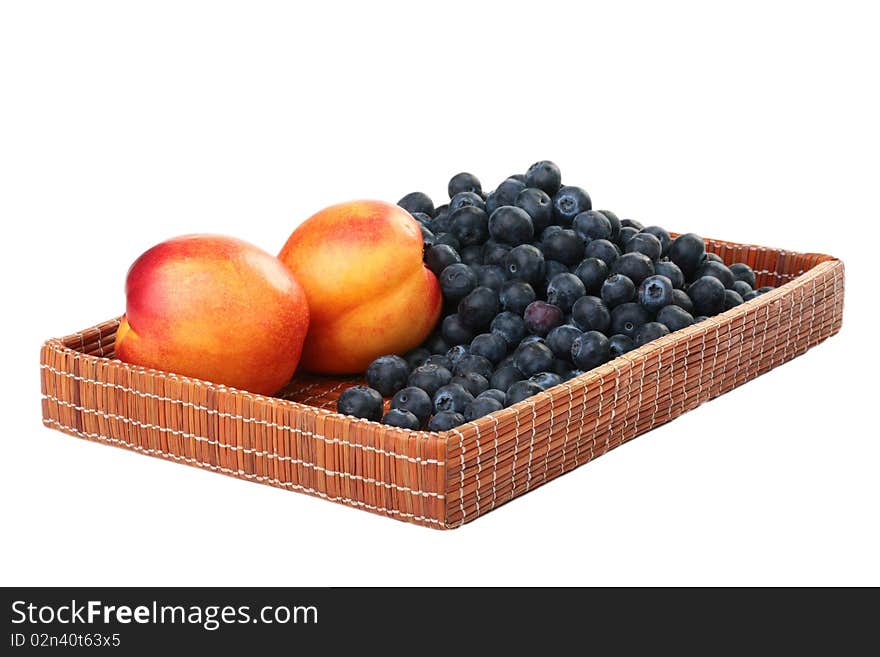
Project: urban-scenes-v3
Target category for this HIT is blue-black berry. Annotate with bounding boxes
[382,409,421,430]
[337,386,384,421]
[407,363,453,397]
[366,355,410,397]
[433,383,475,414]
[525,160,562,195]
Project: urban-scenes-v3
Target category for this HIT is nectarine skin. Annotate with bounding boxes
[278,200,442,374]
[115,234,309,395]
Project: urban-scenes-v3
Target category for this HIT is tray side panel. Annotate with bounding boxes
[40,325,449,528]
[444,254,844,528]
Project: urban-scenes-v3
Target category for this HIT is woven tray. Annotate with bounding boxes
[40,235,844,529]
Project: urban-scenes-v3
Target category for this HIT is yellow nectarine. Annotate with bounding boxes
[278,200,442,374]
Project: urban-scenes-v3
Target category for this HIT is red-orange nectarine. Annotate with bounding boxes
[115,234,309,395]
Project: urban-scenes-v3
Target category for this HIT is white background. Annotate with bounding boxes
[1,1,877,586]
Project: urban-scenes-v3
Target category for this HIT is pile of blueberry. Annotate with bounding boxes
[336,161,774,431]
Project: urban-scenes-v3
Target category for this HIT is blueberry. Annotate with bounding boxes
[641,226,672,256]
[654,259,685,289]
[687,276,726,316]
[490,311,527,347]
[552,186,592,227]
[463,396,503,421]
[597,210,622,240]
[704,252,723,263]
[505,380,545,406]
[505,244,546,285]
[452,372,490,397]
[366,355,410,397]
[656,304,694,332]
[634,321,670,347]
[612,252,654,285]
[398,192,434,216]
[601,274,636,307]
[616,226,640,249]
[425,244,461,277]
[433,203,449,219]
[425,354,453,371]
[723,289,744,310]
[547,272,586,313]
[428,410,466,431]
[729,263,756,288]
[458,286,500,328]
[423,332,449,355]
[529,371,563,390]
[573,210,613,242]
[390,386,433,425]
[337,386,384,421]
[488,205,534,245]
[519,334,545,346]
[757,286,775,294]
[693,315,709,322]
[449,191,486,214]
[742,291,759,301]
[420,225,436,248]
[583,239,620,267]
[571,331,610,370]
[453,354,494,380]
[434,232,460,252]
[441,313,475,345]
[621,218,644,230]
[473,264,507,292]
[404,347,431,369]
[449,206,489,247]
[625,232,663,262]
[498,354,516,369]
[545,325,583,359]
[410,211,433,228]
[541,225,563,241]
[490,365,525,392]
[439,262,477,300]
[431,215,461,237]
[470,332,508,365]
[482,240,512,267]
[448,172,482,198]
[407,363,453,397]
[571,295,611,333]
[429,212,452,235]
[483,191,499,216]
[445,344,470,366]
[608,334,635,358]
[523,301,565,337]
[514,340,555,376]
[541,228,584,266]
[572,258,608,295]
[433,383,474,414]
[382,409,421,430]
[477,388,507,405]
[515,187,554,234]
[459,244,483,266]
[556,363,584,381]
[525,160,562,195]
[493,178,527,207]
[609,302,652,339]
[540,260,567,289]
[671,288,695,313]
[732,280,752,298]
[694,260,735,289]
[638,274,674,312]
[499,280,536,314]
[668,233,706,279]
